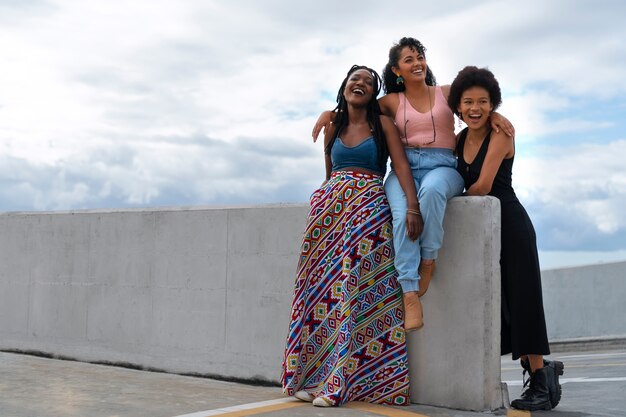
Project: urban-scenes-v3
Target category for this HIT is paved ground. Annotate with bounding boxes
[1,347,625,417]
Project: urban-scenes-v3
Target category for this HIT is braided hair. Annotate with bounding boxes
[325,65,389,170]
[383,37,437,94]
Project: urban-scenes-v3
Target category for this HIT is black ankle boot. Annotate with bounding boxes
[511,367,552,411]
[520,358,564,408]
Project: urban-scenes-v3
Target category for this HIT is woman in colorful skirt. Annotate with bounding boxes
[282,65,422,407]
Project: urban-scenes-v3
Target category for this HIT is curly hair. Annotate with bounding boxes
[325,65,388,169]
[382,37,437,94]
[447,66,502,118]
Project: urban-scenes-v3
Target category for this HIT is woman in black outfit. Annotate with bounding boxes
[448,66,564,411]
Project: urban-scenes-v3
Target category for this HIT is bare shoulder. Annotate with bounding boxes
[491,128,514,143]
[440,84,451,99]
[379,93,399,117]
[489,129,515,156]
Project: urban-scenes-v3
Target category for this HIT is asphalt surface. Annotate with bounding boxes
[1,346,625,417]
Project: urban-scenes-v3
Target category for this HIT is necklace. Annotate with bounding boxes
[403,86,437,146]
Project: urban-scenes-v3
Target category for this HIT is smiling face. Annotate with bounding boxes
[343,69,374,106]
[457,86,493,130]
[392,46,427,83]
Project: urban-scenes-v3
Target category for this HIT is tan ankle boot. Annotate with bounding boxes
[417,260,436,297]
[403,291,424,331]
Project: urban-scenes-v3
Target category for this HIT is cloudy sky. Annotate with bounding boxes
[1,0,625,268]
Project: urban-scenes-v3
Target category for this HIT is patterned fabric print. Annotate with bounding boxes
[282,171,410,406]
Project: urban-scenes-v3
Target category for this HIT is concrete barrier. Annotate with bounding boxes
[4,198,624,410]
[0,205,308,383]
[542,261,626,344]
[407,196,503,410]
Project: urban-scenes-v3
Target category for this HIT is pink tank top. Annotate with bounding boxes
[395,87,456,150]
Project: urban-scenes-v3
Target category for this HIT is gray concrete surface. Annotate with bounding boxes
[501,347,626,417]
[542,261,626,342]
[0,204,308,383]
[0,198,505,411]
[407,196,503,411]
[2,201,626,411]
[2,347,625,417]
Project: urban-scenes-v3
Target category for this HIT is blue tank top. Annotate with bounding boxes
[331,136,386,175]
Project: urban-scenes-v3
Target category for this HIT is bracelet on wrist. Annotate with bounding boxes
[406,209,422,216]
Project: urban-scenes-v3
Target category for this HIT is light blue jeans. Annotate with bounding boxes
[384,148,464,293]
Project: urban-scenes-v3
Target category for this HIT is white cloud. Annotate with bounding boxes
[515,139,626,250]
[499,92,614,141]
[0,0,625,263]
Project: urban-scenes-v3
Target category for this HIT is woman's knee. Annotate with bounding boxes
[418,182,447,202]
[420,170,463,200]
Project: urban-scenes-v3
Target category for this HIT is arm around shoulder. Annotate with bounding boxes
[312,110,337,142]
[490,111,515,137]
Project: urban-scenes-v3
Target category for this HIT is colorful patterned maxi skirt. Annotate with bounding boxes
[281,171,410,406]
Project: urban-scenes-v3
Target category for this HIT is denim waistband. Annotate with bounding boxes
[403,147,454,155]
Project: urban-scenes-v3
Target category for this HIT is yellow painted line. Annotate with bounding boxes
[177,398,536,417]
[345,401,429,417]
[507,409,530,417]
[173,398,307,417]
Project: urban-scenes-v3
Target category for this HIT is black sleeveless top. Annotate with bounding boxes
[456,128,518,204]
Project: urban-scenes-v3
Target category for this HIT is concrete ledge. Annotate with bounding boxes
[13,198,622,411]
[0,198,504,410]
[407,196,503,411]
[0,205,308,383]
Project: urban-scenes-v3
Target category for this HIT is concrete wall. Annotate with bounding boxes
[407,197,503,411]
[542,261,626,343]
[0,205,308,383]
[2,198,625,410]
